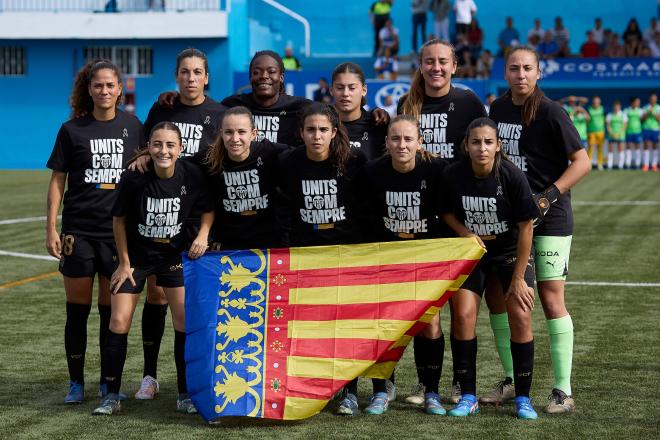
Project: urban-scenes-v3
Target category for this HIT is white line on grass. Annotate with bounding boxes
[0,250,58,261]
[573,201,660,206]
[0,215,61,225]
[566,281,660,287]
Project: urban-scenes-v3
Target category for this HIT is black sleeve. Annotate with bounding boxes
[142,103,158,145]
[192,167,214,214]
[437,166,454,214]
[112,171,138,217]
[549,103,584,156]
[46,125,71,172]
[507,165,538,223]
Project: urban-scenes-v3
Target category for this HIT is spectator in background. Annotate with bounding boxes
[603,32,624,57]
[623,34,642,57]
[643,18,658,45]
[454,0,477,37]
[600,28,612,52]
[475,49,493,79]
[527,18,545,45]
[282,47,302,71]
[455,34,471,65]
[484,92,495,114]
[497,16,520,57]
[467,18,484,58]
[538,30,559,59]
[411,0,429,54]
[370,0,394,56]
[374,47,399,79]
[622,18,642,44]
[382,95,398,117]
[313,78,332,103]
[591,18,604,46]
[148,0,165,11]
[379,18,400,55]
[580,31,600,58]
[458,51,476,78]
[551,16,570,57]
[430,0,450,41]
[648,32,660,57]
[640,45,652,58]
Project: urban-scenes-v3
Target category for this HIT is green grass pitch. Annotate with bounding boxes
[0,170,659,439]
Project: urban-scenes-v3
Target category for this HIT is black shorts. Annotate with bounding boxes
[58,233,117,278]
[460,254,535,296]
[116,257,184,294]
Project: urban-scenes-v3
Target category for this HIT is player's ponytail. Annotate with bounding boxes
[504,46,545,126]
[70,59,123,119]
[401,39,457,119]
[206,106,255,174]
[300,103,354,174]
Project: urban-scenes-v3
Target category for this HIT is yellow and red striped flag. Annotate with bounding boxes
[184,237,484,421]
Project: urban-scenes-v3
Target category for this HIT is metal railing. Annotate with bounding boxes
[0,0,224,12]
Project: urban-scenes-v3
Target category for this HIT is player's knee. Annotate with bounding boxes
[146,282,167,305]
[109,315,132,333]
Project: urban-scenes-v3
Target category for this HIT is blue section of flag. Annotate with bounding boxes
[184,250,269,422]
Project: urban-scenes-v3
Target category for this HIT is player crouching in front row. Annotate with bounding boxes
[93,121,214,415]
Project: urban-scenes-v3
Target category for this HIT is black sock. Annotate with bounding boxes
[424,334,445,394]
[142,302,168,379]
[104,330,128,394]
[98,304,111,386]
[450,335,477,396]
[372,379,387,394]
[511,340,534,398]
[413,336,427,385]
[346,378,358,395]
[65,302,91,385]
[174,330,187,395]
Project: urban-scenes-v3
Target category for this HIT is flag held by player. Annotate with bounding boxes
[183,238,485,421]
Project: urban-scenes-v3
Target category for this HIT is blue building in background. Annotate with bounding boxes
[0,0,656,168]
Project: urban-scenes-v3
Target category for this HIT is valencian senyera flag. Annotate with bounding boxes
[183,237,484,422]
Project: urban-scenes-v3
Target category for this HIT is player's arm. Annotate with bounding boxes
[505,219,535,312]
[188,210,214,259]
[45,171,66,258]
[111,216,135,294]
[441,212,486,249]
[553,148,591,195]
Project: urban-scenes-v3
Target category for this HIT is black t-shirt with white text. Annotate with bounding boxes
[441,159,537,256]
[364,154,448,241]
[398,86,487,160]
[221,93,312,146]
[277,147,367,246]
[489,95,583,235]
[209,140,291,249]
[112,160,213,266]
[344,108,387,160]
[143,96,225,162]
[47,111,143,240]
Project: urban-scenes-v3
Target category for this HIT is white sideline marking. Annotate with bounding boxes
[573,201,660,206]
[0,250,58,261]
[0,215,60,225]
[566,281,660,288]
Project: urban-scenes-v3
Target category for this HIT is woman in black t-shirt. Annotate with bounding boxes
[397,38,485,407]
[277,103,366,248]
[359,115,448,416]
[489,47,591,415]
[441,117,538,420]
[331,62,387,160]
[398,39,486,161]
[46,59,142,405]
[92,122,213,416]
[135,48,226,401]
[205,106,291,249]
[221,50,313,146]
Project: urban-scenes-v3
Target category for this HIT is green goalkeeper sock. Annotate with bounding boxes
[489,313,514,380]
[547,315,574,395]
